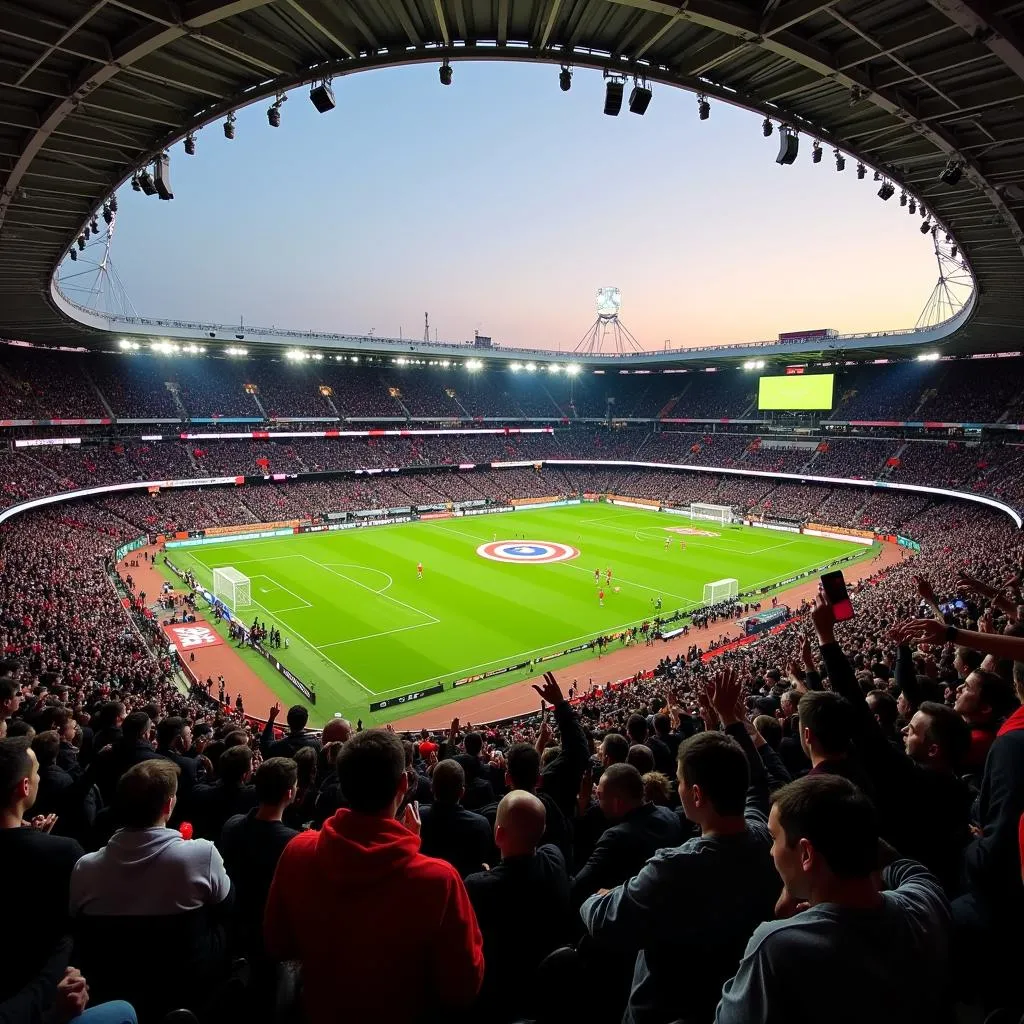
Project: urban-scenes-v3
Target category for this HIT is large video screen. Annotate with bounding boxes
[758,373,834,411]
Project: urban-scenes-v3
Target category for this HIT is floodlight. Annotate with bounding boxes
[921,220,931,234]
[184,133,196,155]
[628,82,652,115]
[559,67,572,92]
[940,158,963,186]
[439,61,453,86]
[762,117,773,137]
[856,163,866,179]
[812,141,822,163]
[698,96,710,120]
[834,150,845,171]
[137,169,156,196]
[224,112,236,139]
[877,181,895,201]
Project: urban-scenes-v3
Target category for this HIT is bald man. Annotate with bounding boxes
[465,792,572,1020]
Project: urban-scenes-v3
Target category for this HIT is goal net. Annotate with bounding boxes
[212,567,252,611]
[689,502,733,525]
[703,578,739,605]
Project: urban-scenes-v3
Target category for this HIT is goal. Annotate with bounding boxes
[688,502,733,526]
[703,578,739,605]
[212,567,252,611]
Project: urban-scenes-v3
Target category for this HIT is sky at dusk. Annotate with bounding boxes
[81,61,944,352]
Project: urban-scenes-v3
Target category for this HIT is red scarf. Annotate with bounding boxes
[998,706,1024,737]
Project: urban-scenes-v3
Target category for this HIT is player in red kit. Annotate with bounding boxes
[606,568,613,585]
[594,568,600,583]
[598,588,605,607]
[417,561,423,579]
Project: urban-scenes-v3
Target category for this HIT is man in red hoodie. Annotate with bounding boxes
[264,728,484,1023]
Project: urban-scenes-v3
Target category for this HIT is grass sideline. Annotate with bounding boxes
[158,505,873,726]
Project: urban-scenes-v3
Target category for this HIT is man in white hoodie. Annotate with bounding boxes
[70,759,233,1019]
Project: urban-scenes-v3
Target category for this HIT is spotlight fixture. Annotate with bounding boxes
[856,162,866,179]
[153,152,173,200]
[267,99,283,127]
[762,117,773,137]
[939,157,963,186]
[439,60,453,86]
[109,194,117,213]
[921,220,931,234]
[309,81,336,113]
[945,232,952,243]
[834,149,845,172]
[899,191,907,207]
[877,181,895,201]
[224,112,236,139]
[90,217,99,233]
[698,95,710,120]
[873,169,881,181]
[102,205,113,224]
[776,126,799,165]
[920,206,928,219]
[137,168,156,196]
[604,76,625,116]
[130,174,141,192]
[951,245,958,259]
[559,66,572,92]
[184,133,196,155]
[812,140,822,163]
[628,80,652,115]
[68,248,77,262]
[82,226,90,240]
[77,235,86,250]
[908,199,917,215]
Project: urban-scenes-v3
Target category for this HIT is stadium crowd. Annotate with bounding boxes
[5,347,1024,1024]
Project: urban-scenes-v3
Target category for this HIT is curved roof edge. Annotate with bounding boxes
[49,280,978,366]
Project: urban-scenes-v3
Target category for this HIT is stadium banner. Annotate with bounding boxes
[14,436,83,447]
[369,683,443,712]
[897,535,922,552]
[325,515,415,532]
[744,520,801,533]
[510,498,580,509]
[204,519,299,538]
[114,535,149,562]
[608,497,659,511]
[163,623,224,650]
[452,661,532,689]
[420,511,454,521]
[741,606,791,636]
[326,511,348,521]
[459,505,515,517]
[166,527,294,548]
[659,505,691,516]
[253,644,316,704]
[805,522,877,542]
[803,527,874,546]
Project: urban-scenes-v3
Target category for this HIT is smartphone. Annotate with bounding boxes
[820,570,854,621]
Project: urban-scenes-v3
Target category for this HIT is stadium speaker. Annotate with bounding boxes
[775,128,798,165]
[137,169,156,196]
[877,181,895,201]
[940,159,963,186]
[604,79,624,116]
[154,153,173,201]
[628,84,652,115]
[309,82,336,113]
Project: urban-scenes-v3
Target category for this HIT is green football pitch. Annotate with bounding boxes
[164,505,871,726]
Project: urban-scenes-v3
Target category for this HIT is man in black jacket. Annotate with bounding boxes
[571,763,683,906]
[0,738,84,1017]
[260,703,321,760]
[465,790,571,1023]
[190,744,257,840]
[418,758,492,877]
[90,710,164,805]
[534,673,591,824]
[156,716,202,820]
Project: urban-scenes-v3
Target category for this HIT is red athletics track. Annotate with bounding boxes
[389,541,907,731]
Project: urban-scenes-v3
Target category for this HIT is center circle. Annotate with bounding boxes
[476,540,580,564]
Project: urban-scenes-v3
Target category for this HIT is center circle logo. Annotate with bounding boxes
[477,540,580,564]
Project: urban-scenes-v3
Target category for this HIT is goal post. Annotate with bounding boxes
[688,502,733,526]
[703,578,739,605]
[212,566,252,611]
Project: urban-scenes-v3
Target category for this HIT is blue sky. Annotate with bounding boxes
[82,60,941,350]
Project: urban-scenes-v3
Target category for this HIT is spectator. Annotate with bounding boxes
[264,729,484,1024]
[189,743,256,841]
[581,669,781,1024]
[571,763,683,905]
[465,791,571,1022]
[69,759,233,1021]
[260,703,321,759]
[716,774,950,1024]
[0,737,85,1018]
[419,758,492,878]
[218,756,298,960]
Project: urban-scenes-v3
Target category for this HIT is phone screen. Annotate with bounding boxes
[820,570,854,621]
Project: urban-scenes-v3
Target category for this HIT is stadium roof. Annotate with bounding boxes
[1,0,1022,360]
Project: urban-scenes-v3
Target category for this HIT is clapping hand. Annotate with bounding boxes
[707,666,744,727]
[695,685,718,731]
[898,618,947,646]
[401,800,421,836]
[54,967,89,1021]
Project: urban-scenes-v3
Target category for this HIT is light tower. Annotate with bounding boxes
[573,287,643,355]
